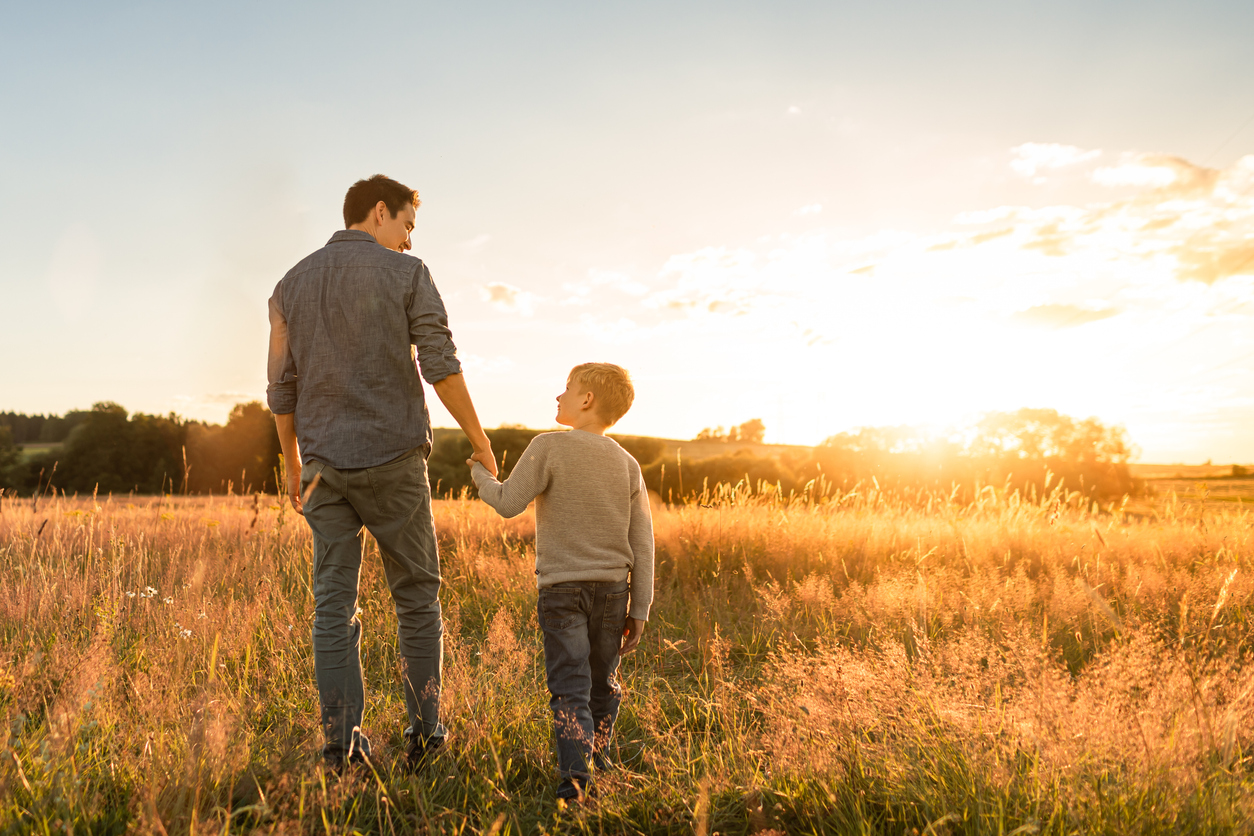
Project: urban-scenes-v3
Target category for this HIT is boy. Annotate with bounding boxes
[467,362,654,802]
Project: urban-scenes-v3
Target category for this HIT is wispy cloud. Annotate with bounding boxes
[1012,304,1119,328]
[480,281,537,315]
[1092,154,1218,194]
[1010,142,1102,180]
[460,233,492,249]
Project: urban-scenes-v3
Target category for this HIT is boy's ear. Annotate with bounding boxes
[581,390,595,410]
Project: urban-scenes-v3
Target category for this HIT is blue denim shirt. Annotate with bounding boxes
[266,230,462,468]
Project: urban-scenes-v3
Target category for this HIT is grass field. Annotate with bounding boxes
[2,482,1253,834]
[1145,479,1254,506]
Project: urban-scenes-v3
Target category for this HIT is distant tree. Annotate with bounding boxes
[0,426,20,486]
[694,419,766,444]
[39,411,90,443]
[735,418,766,444]
[49,402,187,494]
[185,401,282,493]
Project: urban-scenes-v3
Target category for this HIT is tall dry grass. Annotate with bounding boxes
[0,481,1252,834]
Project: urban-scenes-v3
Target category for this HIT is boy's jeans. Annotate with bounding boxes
[301,446,446,764]
[538,579,630,782]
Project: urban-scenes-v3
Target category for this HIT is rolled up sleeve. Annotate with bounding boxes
[266,283,298,415]
[408,262,463,384]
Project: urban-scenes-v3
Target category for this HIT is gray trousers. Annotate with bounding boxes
[301,446,445,762]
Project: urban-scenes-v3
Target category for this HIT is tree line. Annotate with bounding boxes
[0,403,1138,501]
[1,402,283,496]
[648,408,1139,502]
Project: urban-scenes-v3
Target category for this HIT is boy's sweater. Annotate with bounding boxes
[470,430,655,620]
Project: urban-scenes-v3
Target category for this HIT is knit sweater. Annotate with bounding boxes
[471,430,655,620]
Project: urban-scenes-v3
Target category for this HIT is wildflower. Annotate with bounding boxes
[126,591,136,599]
[141,586,157,599]
[197,612,207,620]
[287,624,293,631]
[179,629,192,640]
[163,597,174,605]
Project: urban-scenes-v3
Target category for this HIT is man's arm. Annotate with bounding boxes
[433,373,497,477]
[274,412,303,514]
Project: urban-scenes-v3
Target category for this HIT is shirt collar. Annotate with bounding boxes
[327,229,380,246]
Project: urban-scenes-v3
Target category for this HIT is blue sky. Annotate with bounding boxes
[3,1,1254,461]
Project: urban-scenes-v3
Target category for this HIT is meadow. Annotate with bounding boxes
[1,480,1253,835]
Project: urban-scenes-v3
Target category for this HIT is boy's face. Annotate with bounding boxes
[555,377,593,427]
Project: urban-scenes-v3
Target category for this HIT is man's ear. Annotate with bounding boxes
[374,201,388,225]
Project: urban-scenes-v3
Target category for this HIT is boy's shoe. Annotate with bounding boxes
[404,732,446,773]
[556,776,592,803]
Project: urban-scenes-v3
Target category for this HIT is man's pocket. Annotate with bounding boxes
[367,452,424,518]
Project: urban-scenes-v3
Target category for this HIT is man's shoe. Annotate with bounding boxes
[556,776,592,803]
[404,732,445,773]
[592,751,614,772]
[324,750,371,777]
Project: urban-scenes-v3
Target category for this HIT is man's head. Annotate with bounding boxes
[343,175,421,252]
[557,362,635,428]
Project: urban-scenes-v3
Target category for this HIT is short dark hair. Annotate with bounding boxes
[343,175,420,227]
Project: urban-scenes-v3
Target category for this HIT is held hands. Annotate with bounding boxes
[620,617,645,655]
[466,446,498,478]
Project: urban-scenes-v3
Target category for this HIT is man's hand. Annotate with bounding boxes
[469,449,496,476]
[273,412,305,515]
[620,617,645,655]
[286,463,304,515]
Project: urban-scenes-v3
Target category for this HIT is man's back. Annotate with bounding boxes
[267,229,461,469]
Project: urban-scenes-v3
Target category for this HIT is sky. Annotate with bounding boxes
[2,0,1253,463]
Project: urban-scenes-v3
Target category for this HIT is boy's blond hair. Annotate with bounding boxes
[569,362,634,426]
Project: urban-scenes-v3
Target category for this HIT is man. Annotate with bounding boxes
[266,174,497,773]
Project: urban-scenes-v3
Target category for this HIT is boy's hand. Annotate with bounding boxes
[465,454,497,476]
[468,448,498,477]
[620,617,645,655]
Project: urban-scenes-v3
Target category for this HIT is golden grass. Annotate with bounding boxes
[1,484,1252,834]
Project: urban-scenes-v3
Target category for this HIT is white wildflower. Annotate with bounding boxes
[163,597,174,605]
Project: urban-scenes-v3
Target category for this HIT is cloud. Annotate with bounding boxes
[480,282,537,315]
[1010,142,1101,179]
[794,203,823,216]
[1175,242,1254,284]
[561,270,649,306]
[460,233,491,249]
[1092,154,1218,194]
[1012,304,1119,328]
